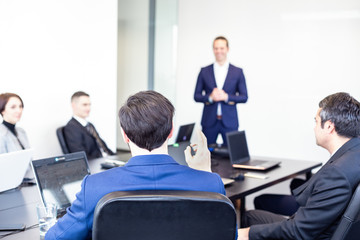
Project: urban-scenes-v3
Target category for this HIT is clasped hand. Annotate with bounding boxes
[210,88,228,102]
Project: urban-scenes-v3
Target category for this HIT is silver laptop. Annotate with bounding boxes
[168,141,234,186]
[226,131,281,171]
[0,149,34,192]
[31,151,90,218]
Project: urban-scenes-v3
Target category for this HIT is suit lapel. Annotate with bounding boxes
[72,118,92,137]
[207,64,217,88]
[222,64,233,90]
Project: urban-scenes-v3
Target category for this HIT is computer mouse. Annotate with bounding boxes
[229,172,245,181]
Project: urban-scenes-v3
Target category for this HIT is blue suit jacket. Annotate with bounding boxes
[249,138,360,239]
[45,154,226,240]
[194,64,248,128]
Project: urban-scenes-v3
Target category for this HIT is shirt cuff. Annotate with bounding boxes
[208,96,213,103]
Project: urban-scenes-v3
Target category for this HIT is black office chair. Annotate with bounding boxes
[331,182,360,240]
[56,126,69,154]
[92,190,237,240]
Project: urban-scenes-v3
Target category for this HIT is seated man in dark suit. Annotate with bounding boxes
[64,91,114,160]
[238,92,360,240]
[46,91,226,239]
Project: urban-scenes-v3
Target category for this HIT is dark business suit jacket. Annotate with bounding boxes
[194,64,248,128]
[249,138,360,239]
[63,118,113,160]
[45,154,226,240]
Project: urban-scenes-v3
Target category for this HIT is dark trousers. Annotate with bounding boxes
[202,119,237,146]
[253,178,306,216]
[244,209,286,228]
[254,194,299,216]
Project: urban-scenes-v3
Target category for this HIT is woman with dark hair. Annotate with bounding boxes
[0,93,30,153]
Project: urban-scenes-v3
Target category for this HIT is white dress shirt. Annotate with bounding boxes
[73,115,88,127]
[213,61,229,116]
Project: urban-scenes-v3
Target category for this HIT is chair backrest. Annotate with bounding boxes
[331,183,360,240]
[56,126,69,154]
[92,190,237,240]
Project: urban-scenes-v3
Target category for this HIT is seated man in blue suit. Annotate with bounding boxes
[194,36,248,146]
[64,91,114,159]
[238,92,360,240]
[46,91,226,240]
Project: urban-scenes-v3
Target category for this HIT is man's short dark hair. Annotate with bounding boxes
[71,91,89,102]
[119,91,175,151]
[319,92,360,138]
[213,36,229,48]
[0,93,24,116]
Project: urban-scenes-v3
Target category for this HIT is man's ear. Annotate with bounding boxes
[120,128,130,143]
[168,124,174,139]
[325,121,335,134]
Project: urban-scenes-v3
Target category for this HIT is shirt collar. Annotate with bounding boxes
[125,154,179,167]
[214,60,229,69]
[73,115,88,127]
[2,120,16,135]
[328,137,360,163]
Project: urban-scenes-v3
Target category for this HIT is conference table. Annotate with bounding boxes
[0,153,321,239]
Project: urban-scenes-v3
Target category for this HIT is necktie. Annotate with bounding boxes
[86,123,112,155]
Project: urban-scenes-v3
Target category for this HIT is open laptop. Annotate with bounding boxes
[168,141,191,166]
[226,131,281,171]
[0,149,34,192]
[168,141,234,186]
[175,123,195,143]
[31,151,91,218]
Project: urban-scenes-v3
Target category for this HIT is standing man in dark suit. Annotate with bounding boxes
[194,36,248,146]
[238,92,360,240]
[64,91,114,160]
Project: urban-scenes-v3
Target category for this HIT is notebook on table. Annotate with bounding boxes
[226,131,281,171]
[31,151,91,218]
[0,148,34,193]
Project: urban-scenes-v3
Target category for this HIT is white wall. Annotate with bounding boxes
[0,0,118,159]
[176,0,360,163]
[2,0,359,163]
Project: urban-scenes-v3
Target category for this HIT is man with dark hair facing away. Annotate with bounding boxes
[46,91,226,240]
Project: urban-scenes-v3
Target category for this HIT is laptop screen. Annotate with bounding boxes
[32,151,90,214]
[175,123,195,143]
[0,149,34,192]
[226,131,250,164]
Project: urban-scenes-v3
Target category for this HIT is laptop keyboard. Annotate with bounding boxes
[248,160,266,166]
